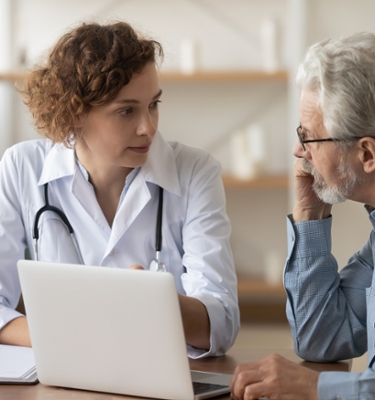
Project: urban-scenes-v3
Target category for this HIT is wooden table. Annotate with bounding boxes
[0,348,351,399]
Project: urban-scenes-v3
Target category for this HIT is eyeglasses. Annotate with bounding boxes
[296,125,365,151]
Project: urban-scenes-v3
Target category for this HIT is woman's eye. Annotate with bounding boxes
[119,108,132,116]
[149,100,161,109]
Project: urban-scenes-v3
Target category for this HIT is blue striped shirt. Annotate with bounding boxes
[285,210,375,399]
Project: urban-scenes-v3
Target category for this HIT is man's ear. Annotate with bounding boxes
[358,137,375,173]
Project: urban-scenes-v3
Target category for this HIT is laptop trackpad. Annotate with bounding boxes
[191,370,232,385]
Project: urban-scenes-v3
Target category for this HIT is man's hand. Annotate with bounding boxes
[293,159,332,221]
[230,353,319,400]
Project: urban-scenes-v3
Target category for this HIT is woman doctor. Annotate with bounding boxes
[0,21,239,358]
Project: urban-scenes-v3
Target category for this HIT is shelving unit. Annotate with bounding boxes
[2,68,290,322]
[224,174,289,322]
[237,278,287,322]
[0,69,289,83]
[222,174,288,189]
[159,70,288,82]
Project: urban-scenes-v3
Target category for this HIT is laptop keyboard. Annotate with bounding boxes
[193,381,228,395]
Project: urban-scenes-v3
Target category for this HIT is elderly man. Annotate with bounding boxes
[231,32,375,400]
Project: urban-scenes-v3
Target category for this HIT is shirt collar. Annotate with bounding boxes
[38,142,76,186]
[37,132,182,196]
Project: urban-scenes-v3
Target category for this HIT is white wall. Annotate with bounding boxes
[4,0,375,278]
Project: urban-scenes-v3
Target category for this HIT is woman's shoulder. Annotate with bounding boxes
[5,139,53,158]
[168,141,220,170]
[2,139,54,169]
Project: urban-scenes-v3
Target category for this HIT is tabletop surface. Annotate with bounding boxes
[0,348,351,400]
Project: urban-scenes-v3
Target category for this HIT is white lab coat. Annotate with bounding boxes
[0,132,239,358]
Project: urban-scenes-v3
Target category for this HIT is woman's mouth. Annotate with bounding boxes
[128,145,150,154]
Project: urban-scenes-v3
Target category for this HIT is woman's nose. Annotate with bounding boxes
[136,114,157,137]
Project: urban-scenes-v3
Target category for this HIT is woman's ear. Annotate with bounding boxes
[357,137,375,173]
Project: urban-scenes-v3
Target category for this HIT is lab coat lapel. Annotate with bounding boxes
[71,172,112,237]
[105,132,181,255]
[107,173,151,254]
[141,132,181,196]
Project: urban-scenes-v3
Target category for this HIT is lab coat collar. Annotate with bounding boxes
[140,131,182,197]
[37,132,182,197]
[38,142,76,186]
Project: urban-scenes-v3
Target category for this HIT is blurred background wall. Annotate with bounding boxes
[0,0,374,284]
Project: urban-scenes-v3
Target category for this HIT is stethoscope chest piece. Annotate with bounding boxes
[149,259,166,272]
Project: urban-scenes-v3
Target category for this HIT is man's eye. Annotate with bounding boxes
[299,130,306,140]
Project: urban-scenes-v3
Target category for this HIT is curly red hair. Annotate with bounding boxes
[21,21,163,146]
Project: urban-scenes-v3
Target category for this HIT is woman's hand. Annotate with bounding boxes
[128,264,145,270]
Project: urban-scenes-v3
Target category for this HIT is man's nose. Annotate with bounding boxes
[293,139,305,158]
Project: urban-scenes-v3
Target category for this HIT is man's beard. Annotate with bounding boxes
[302,157,358,204]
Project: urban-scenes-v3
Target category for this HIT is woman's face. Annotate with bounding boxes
[76,63,162,174]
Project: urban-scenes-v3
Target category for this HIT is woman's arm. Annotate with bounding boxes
[178,294,210,350]
[0,317,31,347]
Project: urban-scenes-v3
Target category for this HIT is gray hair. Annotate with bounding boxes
[296,32,375,146]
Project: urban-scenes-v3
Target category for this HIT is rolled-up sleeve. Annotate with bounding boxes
[318,368,375,399]
[285,215,371,362]
[0,148,29,329]
[181,153,239,358]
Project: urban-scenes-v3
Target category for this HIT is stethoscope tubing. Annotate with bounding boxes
[32,183,163,270]
[33,183,84,264]
[155,186,163,267]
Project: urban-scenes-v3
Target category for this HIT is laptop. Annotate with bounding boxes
[17,260,232,400]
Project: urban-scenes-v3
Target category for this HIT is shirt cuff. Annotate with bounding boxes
[186,293,229,359]
[318,371,360,399]
[287,214,333,261]
[0,305,24,330]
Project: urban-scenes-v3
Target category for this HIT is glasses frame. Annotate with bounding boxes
[296,125,365,151]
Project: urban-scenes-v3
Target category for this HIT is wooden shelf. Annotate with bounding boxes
[1,70,289,83]
[159,70,288,82]
[0,71,25,82]
[238,278,285,299]
[238,278,287,322]
[222,174,289,189]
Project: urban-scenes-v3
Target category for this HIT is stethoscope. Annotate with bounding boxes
[33,183,166,272]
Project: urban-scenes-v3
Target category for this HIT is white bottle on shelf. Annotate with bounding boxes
[179,38,200,75]
[230,130,255,179]
[260,17,279,72]
[246,123,266,176]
